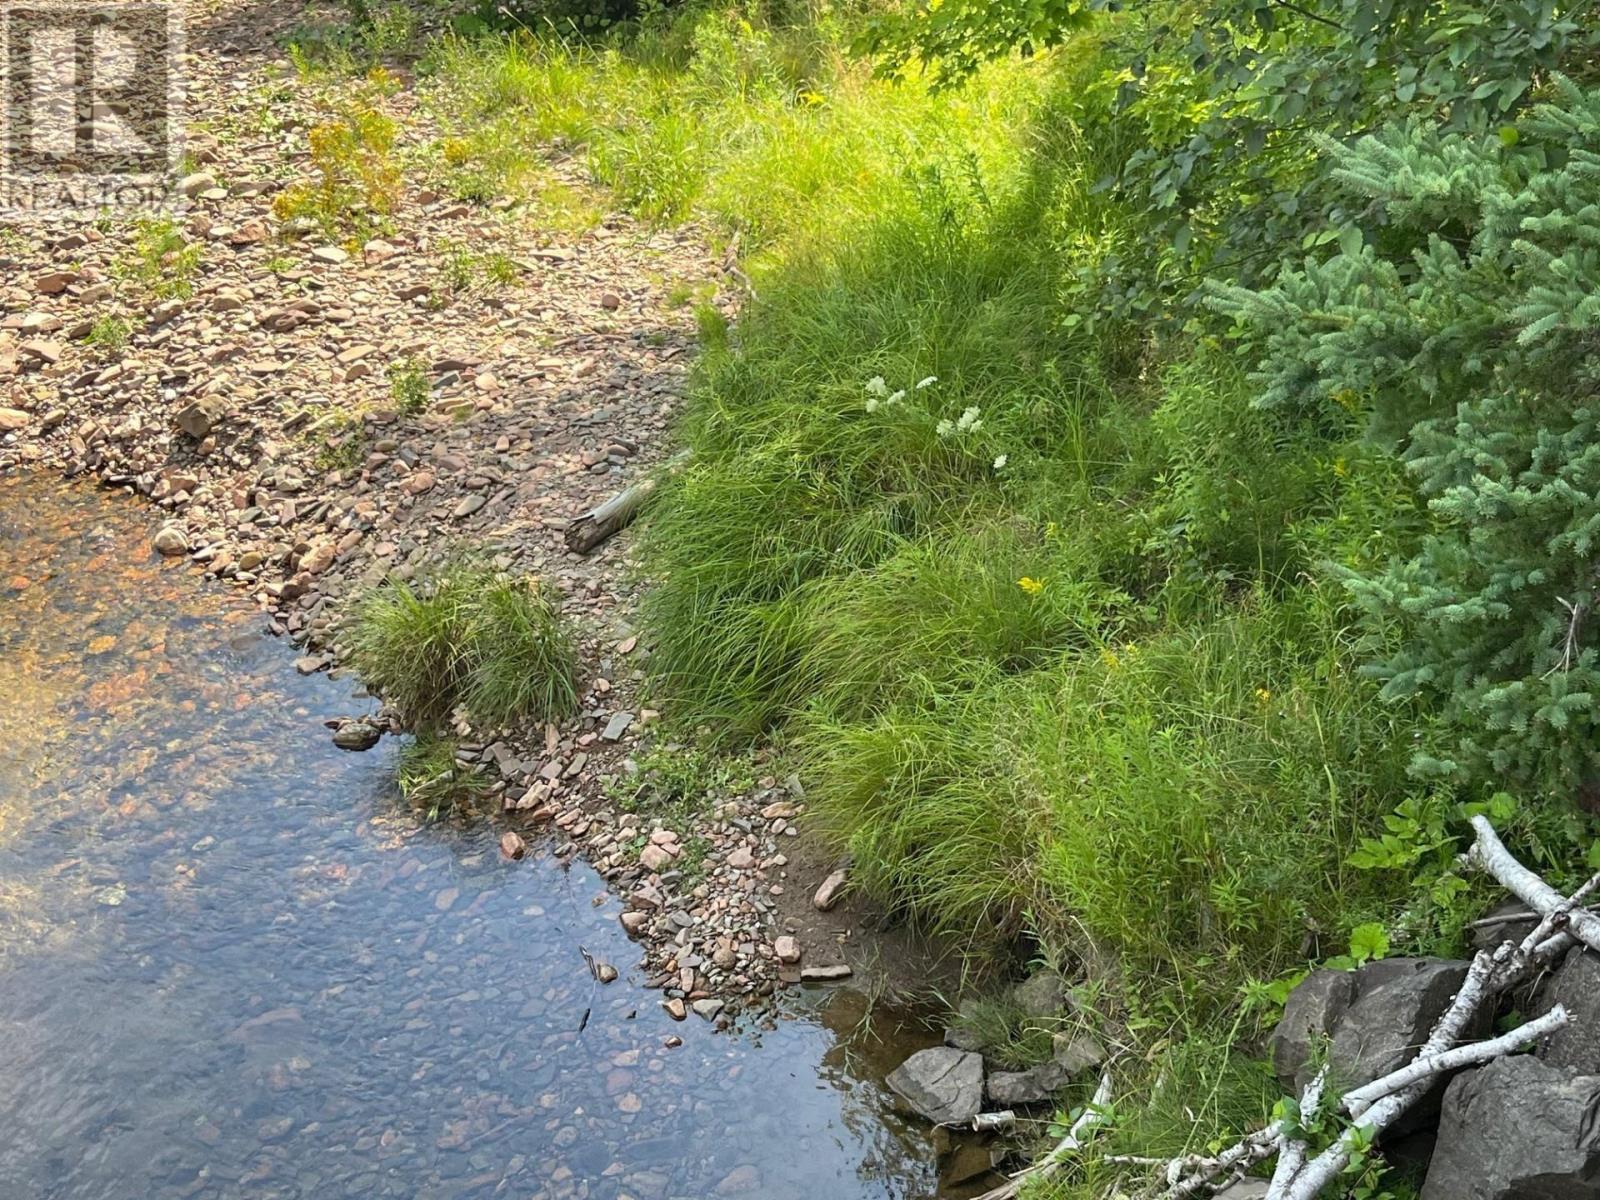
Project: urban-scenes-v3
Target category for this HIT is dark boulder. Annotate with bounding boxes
[1268,968,1356,1092]
[1328,958,1474,1093]
[1052,1033,1107,1078]
[1536,947,1600,1072]
[1012,971,1069,1019]
[986,1062,1069,1106]
[1421,1055,1600,1200]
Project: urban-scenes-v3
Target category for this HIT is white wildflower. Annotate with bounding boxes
[993,454,1008,470]
[956,406,982,432]
[916,376,938,389]
[887,390,906,405]
[865,376,889,397]
[936,419,954,438]
[865,397,880,413]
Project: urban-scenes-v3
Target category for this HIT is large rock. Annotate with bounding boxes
[1012,971,1069,1019]
[1268,968,1356,1092]
[1052,1033,1107,1078]
[886,1047,984,1126]
[1535,947,1600,1072]
[174,395,228,440]
[1329,958,1473,1093]
[1421,1055,1600,1200]
[986,1061,1069,1106]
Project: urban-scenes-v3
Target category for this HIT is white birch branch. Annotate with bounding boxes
[1468,816,1600,953]
[1265,1068,1325,1200]
[1146,818,1595,1200]
[1341,1004,1568,1117]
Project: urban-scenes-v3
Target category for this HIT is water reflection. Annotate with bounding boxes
[0,474,952,1200]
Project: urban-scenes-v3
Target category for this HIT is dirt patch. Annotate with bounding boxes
[771,821,968,1005]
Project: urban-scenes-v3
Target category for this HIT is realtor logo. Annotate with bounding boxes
[2,2,183,213]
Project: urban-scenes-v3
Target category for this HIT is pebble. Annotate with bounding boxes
[813,868,849,911]
[152,526,190,556]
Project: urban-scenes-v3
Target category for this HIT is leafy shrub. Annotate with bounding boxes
[347,565,578,729]
[387,357,431,415]
[273,92,401,238]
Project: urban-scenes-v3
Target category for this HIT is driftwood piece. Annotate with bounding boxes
[1136,818,1600,1200]
[563,450,690,555]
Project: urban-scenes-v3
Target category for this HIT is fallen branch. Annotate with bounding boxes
[1342,1005,1567,1118]
[1145,818,1596,1200]
[563,450,691,555]
[1468,815,1600,953]
[974,1071,1114,1200]
[1156,1128,1283,1198]
[1265,1069,1325,1198]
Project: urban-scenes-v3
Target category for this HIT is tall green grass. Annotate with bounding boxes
[420,5,1443,1178]
[423,7,1045,258]
[347,564,578,729]
[421,5,1435,1002]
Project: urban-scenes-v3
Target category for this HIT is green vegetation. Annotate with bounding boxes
[397,732,491,817]
[82,315,131,356]
[112,218,202,300]
[610,742,754,825]
[387,356,432,415]
[273,76,403,240]
[347,564,579,729]
[387,0,1600,1189]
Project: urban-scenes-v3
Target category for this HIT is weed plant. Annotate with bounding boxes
[347,564,578,729]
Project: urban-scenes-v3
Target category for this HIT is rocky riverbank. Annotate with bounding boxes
[0,0,882,1016]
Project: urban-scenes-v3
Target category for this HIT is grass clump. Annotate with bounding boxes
[610,743,754,825]
[387,357,431,415]
[947,994,1058,1071]
[347,564,578,730]
[397,733,490,818]
[82,315,131,356]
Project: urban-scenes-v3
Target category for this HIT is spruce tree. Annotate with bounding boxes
[1210,77,1600,797]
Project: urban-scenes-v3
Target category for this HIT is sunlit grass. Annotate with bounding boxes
[347,564,578,730]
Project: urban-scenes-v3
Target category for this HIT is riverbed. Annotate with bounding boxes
[0,473,961,1200]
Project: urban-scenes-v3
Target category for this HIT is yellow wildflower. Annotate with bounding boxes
[1256,687,1273,703]
[1017,577,1044,596]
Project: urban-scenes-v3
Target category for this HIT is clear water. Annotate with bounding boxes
[0,474,952,1200]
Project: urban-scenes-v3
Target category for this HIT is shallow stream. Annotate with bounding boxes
[0,474,959,1200]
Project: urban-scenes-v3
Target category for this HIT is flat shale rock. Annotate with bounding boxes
[886,1048,984,1126]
